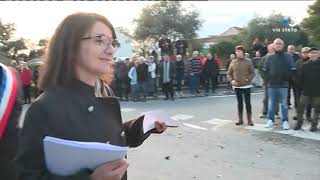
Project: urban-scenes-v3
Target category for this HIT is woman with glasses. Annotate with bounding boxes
[15,13,167,180]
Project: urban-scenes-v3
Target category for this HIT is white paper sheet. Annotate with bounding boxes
[143,110,181,133]
[43,136,128,176]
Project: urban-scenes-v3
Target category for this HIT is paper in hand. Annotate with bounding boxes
[143,110,180,133]
[43,136,128,176]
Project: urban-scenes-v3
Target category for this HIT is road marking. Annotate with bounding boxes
[172,114,194,121]
[121,108,136,112]
[208,92,263,98]
[204,118,233,130]
[182,123,207,130]
[246,123,273,132]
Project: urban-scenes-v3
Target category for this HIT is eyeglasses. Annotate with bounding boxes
[81,35,119,50]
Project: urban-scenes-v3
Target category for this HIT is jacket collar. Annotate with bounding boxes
[68,79,95,97]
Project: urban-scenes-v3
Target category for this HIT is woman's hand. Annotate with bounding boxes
[231,80,238,86]
[154,121,167,133]
[90,159,129,180]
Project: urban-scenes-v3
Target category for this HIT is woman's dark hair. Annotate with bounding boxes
[235,45,246,55]
[39,12,117,90]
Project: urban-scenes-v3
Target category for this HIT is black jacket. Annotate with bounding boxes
[263,52,296,88]
[175,60,185,81]
[15,80,155,180]
[136,63,149,82]
[159,61,176,83]
[203,58,219,77]
[300,60,320,97]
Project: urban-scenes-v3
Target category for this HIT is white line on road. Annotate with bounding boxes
[204,118,233,130]
[208,92,263,98]
[182,123,207,130]
[172,114,194,121]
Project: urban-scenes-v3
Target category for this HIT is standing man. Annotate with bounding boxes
[136,57,149,102]
[159,54,176,101]
[287,45,301,109]
[203,53,219,93]
[263,38,296,130]
[252,51,262,87]
[159,34,172,56]
[258,43,279,119]
[189,51,202,95]
[19,62,32,104]
[294,47,320,132]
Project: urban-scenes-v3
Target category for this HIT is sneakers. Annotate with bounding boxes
[282,121,290,130]
[265,120,274,128]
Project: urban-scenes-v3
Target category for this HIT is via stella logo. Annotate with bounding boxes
[281,19,296,27]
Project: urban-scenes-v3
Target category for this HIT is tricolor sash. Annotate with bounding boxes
[0,63,18,140]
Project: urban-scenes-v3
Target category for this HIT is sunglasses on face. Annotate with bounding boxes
[81,35,119,50]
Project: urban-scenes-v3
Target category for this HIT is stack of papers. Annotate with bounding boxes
[143,110,181,133]
[43,136,128,176]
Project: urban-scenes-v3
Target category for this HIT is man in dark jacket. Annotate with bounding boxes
[287,45,301,109]
[136,57,149,102]
[115,60,130,101]
[294,47,320,132]
[0,63,23,180]
[263,38,296,130]
[159,34,172,56]
[293,47,312,121]
[175,55,185,97]
[159,54,176,100]
[203,53,219,93]
[175,37,188,56]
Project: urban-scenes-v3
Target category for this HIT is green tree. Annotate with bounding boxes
[2,38,28,61]
[0,19,16,46]
[28,38,48,60]
[209,41,238,63]
[133,1,202,41]
[301,0,320,46]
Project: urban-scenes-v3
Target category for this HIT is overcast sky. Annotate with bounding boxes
[0,1,314,42]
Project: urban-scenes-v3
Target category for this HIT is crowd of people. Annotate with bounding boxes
[227,37,320,132]
[111,51,221,102]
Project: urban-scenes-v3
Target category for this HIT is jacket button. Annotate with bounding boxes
[88,106,94,112]
[121,131,125,137]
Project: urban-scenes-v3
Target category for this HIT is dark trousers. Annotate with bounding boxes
[138,81,147,99]
[296,88,312,118]
[162,81,174,99]
[297,95,320,126]
[288,81,298,108]
[235,88,252,114]
[23,84,31,104]
[176,78,183,92]
[205,75,217,92]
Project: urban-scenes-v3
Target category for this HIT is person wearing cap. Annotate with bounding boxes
[263,38,296,130]
[293,47,312,121]
[294,47,320,132]
[227,46,255,126]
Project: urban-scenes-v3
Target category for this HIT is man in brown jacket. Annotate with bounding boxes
[227,46,255,126]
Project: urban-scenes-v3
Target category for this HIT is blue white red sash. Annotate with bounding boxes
[0,63,18,140]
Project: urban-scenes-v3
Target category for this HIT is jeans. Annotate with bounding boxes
[138,81,147,98]
[235,88,252,114]
[130,84,138,101]
[267,87,288,122]
[190,74,200,94]
[262,84,279,115]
